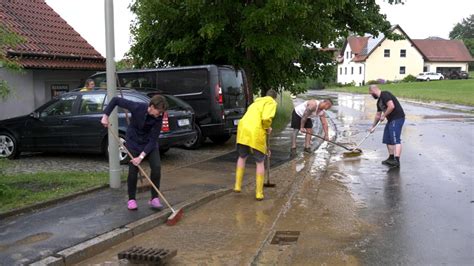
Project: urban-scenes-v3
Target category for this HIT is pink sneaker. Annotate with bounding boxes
[149,198,163,209]
[127,199,138,210]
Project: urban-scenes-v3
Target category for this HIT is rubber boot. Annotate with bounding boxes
[256,174,264,200]
[234,167,244,193]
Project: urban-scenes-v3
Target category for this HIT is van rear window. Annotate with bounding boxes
[156,69,208,95]
[220,69,245,108]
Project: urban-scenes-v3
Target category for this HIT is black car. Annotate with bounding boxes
[89,64,251,149]
[0,90,196,163]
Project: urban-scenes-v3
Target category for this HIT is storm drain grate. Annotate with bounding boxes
[118,245,177,265]
[270,231,300,245]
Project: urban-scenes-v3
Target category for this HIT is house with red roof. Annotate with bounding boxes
[0,0,105,119]
[337,25,473,86]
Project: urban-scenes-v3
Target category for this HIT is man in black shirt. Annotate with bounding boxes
[369,85,405,167]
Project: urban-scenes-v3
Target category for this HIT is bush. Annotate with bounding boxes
[367,80,379,85]
[402,74,417,83]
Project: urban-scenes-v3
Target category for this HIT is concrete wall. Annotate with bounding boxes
[337,45,366,86]
[0,69,97,120]
[365,29,424,82]
[0,68,34,120]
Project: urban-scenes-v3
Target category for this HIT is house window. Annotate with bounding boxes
[346,51,349,59]
[359,66,362,75]
[51,84,69,98]
[351,67,354,75]
[423,66,428,72]
[384,49,390,57]
[400,66,406,74]
[400,49,406,57]
[345,67,347,75]
[339,67,342,75]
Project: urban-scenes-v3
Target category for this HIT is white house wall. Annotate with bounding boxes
[337,45,366,86]
[365,29,424,82]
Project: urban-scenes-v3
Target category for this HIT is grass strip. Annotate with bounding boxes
[0,162,112,212]
[328,79,474,106]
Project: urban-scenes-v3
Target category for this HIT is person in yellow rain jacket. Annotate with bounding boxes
[234,89,278,200]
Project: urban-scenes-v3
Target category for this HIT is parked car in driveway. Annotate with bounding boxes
[416,72,444,81]
[446,70,469,79]
[0,90,196,163]
[89,65,251,149]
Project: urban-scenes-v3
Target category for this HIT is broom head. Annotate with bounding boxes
[343,148,363,157]
[166,208,183,226]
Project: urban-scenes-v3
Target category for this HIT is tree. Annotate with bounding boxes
[0,25,23,100]
[129,0,400,95]
[449,14,474,68]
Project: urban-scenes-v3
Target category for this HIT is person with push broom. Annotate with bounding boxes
[368,85,406,168]
[101,95,168,210]
[234,89,278,201]
[290,99,333,156]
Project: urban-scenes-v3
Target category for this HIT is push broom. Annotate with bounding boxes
[305,120,381,157]
[109,129,183,226]
[264,134,275,187]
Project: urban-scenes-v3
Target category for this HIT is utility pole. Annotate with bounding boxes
[105,0,120,188]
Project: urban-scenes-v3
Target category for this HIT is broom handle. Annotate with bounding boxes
[108,129,176,213]
[266,134,270,181]
[354,120,381,149]
[306,132,352,151]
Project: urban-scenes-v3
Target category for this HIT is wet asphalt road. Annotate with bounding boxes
[82,91,473,265]
[327,92,474,264]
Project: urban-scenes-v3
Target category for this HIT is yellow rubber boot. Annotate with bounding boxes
[234,167,244,193]
[256,174,264,200]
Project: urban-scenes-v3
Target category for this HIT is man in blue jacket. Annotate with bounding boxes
[101,95,168,210]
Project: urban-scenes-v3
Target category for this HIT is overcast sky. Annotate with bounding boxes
[45,0,472,60]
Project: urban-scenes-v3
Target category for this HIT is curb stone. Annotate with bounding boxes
[29,256,64,266]
[57,228,133,265]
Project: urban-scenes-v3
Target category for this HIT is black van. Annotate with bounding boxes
[90,65,251,148]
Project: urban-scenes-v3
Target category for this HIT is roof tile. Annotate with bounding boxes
[412,39,473,62]
[0,0,105,70]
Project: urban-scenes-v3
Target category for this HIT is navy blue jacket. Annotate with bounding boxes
[103,97,162,154]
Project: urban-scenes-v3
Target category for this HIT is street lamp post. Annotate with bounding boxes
[105,0,121,188]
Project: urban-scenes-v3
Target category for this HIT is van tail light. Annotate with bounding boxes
[161,112,170,132]
[215,83,223,104]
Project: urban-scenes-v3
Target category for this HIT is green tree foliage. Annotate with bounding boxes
[129,0,400,95]
[0,25,24,100]
[449,14,473,68]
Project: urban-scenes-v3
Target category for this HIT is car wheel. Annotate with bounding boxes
[440,77,444,80]
[0,132,19,159]
[182,125,203,149]
[104,134,130,164]
[426,78,430,82]
[209,133,232,145]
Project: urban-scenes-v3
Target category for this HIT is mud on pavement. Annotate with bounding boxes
[79,141,376,265]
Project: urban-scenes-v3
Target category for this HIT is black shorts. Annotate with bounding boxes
[236,144,266,163]
[291,110,312,129]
